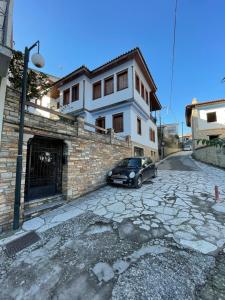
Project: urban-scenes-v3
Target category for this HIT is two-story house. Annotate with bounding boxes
[186,98,225,149]
[54,48,162,160]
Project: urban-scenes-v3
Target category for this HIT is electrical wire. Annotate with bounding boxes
[168,0,178,113]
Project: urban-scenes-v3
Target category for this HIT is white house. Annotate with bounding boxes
[54,48,162,159]
[186,98,225,149]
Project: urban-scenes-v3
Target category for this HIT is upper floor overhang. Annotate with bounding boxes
[53,48,158,93]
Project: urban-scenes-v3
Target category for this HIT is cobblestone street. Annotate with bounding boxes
[1,152,225,299]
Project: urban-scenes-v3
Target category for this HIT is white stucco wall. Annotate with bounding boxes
[133,60,152,116]
[197,104,225,130]
[130,106,158,149]
[58,75,85,114]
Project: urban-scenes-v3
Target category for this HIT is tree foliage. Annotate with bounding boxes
[8,50,51,101]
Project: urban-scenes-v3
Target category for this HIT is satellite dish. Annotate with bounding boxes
[31,52,45,68]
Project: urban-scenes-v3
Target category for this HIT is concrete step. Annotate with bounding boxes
[24,196,64,220]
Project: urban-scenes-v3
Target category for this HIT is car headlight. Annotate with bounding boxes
[129,171,135,178]
[108,171,112,176]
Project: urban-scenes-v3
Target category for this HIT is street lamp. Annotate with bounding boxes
[13,41,45,230]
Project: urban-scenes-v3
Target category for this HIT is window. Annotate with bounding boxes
[93,81,101,100]
[57,102,60,109]
[72,84,79,101]
[95,117,105,134]
[150,128,155,142]
[134,147,144,157]
[117,70,128,91]
[207,112,217,123]
[135,74,140,93]
[209,135,219,140]
[104,76,114,96]
[141,83,144,99]
[113,113,123,133]
[35,99,42,106]
[63,89,70,106]
[145,90,149,105]
[137,117,142,135]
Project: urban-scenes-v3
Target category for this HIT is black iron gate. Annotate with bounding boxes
[25,137,63,201]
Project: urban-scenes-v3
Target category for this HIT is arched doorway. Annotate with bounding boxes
[25,136,63,201]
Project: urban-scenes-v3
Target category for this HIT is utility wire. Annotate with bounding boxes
[168,0,178,113]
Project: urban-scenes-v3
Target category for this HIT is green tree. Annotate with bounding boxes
[8,50,51,101]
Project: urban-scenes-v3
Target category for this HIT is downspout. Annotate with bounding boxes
[83,79,85,111]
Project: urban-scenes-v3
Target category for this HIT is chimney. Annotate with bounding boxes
[192,98,198,104]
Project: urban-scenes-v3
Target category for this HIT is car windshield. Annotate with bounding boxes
[117,158,141,168]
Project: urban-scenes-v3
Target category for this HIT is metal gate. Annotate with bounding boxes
[25,137,63,201]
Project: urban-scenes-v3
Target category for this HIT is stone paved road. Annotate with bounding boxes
[1,151,225,299]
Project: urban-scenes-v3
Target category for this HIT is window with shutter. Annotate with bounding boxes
[93,81,101,100]
[145,90,149,104]
[117,70,128,91]
[137,117,142,135]
[135,74,140,93]
[72,84,79,101]
[104,76,114,95]
[141,83,144,99]
[113,113,124,133]
[95,117,106,134]
[63,89,70,105]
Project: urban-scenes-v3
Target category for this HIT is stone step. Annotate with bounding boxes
[24,197,64,221]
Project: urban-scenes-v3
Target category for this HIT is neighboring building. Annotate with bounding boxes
[27,69,60,118]
[54,48,162,159]
[158,123,179,158]
[0,0,13,143]
[186,98,225,149]
[179,133,192,143]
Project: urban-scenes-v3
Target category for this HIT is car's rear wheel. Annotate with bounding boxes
[135,175,142,188]
[152,168,157,178]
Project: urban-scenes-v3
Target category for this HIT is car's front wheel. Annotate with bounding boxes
[135,175,143,188]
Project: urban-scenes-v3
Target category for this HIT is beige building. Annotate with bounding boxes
[185,98,225,149]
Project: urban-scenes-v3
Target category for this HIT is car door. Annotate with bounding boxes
[141,158,151,181]
[145,157,154,178]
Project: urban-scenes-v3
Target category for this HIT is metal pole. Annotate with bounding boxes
[13,47,29,230]
[181,121,184,150]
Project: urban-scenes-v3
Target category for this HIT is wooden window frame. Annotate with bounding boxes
[63,88,70,106]
[145,90,149,105]
[141,83,145,99]
[137,117,142,135]
[113,113,124,133]
[150,128,155,142]
[72,83,79,102]
[95,116,106,134]
[104,76,114,96]
[135,73,140,93]
[93,81,102,100]
[207,112,217,123]
[117,69,128,91]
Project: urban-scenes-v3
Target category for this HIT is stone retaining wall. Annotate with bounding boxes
[0,88,132,232]
[193,146,225,169]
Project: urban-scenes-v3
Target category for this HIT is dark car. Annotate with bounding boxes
[107,157,157,188]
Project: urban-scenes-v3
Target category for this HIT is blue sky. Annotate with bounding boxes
[14,0,225,134]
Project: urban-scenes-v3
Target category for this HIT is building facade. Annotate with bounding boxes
[186,98,225,149]
[54,48,162,160]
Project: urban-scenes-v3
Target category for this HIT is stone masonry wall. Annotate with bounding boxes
[0,88,132,232]
[193,146,225,169]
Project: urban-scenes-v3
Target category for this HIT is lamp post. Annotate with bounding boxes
[13,41,45,230]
